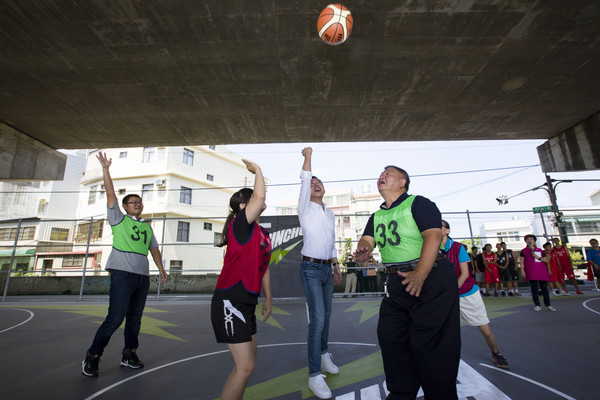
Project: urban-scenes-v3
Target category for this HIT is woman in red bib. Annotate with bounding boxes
[210,160,272,400]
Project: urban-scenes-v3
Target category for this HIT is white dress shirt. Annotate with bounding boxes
[298,170,337,260]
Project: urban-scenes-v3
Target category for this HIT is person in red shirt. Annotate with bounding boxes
[211,160,272,400]
[552,238,584,295]
[482,244,500,297]
[543,242,565,295]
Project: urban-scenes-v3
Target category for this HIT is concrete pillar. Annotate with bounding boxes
[0,122,67,181]
[537,111,600,172]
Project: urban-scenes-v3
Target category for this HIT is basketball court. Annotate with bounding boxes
[1,289,599,400]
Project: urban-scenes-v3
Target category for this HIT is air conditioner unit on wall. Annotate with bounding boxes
[155,179,166,187]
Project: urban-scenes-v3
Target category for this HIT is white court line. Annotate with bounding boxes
[84,341,377,400]
[582,297,600,315]
[0,308,34,333]
[479,363,576,400]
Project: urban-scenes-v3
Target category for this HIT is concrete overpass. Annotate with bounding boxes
[1,0,600,180]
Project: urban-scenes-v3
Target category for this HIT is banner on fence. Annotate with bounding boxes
[260,215,305,298]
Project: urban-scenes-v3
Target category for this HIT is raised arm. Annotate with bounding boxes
[96,152,117,208]
[241,159,266,224]
[301,147,312,172]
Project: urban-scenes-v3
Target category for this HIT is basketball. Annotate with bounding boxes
[317,4,353,46]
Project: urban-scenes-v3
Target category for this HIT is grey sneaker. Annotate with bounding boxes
[120,348,144,369]
[546,306,557,312]
[82,352,100,377]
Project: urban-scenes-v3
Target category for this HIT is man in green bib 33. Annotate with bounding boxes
[354,165,460,400]
[82,151,169,378]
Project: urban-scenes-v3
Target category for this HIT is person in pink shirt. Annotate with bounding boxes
[520,234,555,312]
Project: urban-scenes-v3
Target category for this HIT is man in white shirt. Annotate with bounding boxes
[298,147,342,399]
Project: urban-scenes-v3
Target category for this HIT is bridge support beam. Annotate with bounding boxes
[0,122,67,181]
[538,111,600,172]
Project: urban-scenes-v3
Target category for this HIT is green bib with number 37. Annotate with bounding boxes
[374,195,422,263]
[111,217,152,256]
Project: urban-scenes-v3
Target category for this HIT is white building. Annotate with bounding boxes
[71,145,256,276]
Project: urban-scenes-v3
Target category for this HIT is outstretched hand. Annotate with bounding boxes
[242,159,260,175]
[96,152,112,168]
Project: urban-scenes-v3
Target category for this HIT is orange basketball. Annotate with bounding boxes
[317,4,353,45]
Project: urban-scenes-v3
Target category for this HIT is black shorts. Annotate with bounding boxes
[211,298,257,344]
[497,265,511,282]
[508,264,519,281]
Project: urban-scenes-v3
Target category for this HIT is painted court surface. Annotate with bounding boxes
[1,290,599,400]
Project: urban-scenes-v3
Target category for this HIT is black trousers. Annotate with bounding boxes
[377,257,460,400]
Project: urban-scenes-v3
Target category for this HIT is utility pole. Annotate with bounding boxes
[545,174,569,245]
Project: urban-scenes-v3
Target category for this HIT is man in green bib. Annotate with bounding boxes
[82,152,168,378]
[355,166,460,400]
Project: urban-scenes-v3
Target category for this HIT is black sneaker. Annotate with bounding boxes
[121,349,144,369]
[82,353,100,377]
[492,352,509,369]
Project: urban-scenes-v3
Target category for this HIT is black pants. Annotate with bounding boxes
[528,280,551,307]
[377,258,460,400]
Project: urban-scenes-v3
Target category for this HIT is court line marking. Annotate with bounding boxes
[0,308,34,334]
[479,363,576,400]
[83,341,377,400]
[582,297,600,315]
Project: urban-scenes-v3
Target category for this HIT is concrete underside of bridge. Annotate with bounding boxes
[1,1,599,179]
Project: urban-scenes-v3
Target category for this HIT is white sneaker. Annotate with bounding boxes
[321,352,339,374]
[561,290,570,296]
[534,306,542,311]
[308,374,332,399]
[546,306,557,312]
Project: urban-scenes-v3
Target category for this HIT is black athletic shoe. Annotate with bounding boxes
[120,349,144,369]
[492,352,509,369]
[82,353,100,377]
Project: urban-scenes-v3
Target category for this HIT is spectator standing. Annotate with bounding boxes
[366,257,378,294]
[482,244,500,297]
[520,234,555,312]
[552,238,584,295]
[472,247,486,294]
[543,242,566,296]
[343,255,358,298]
[495,243,510,296]
[501,242,521,296]
[587,238,600,284]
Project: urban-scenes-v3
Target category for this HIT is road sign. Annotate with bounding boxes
[532,206,552,213]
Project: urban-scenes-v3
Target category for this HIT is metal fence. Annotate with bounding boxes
[1,207,599,300]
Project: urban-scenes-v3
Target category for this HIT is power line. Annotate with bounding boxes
[0,163,542,195]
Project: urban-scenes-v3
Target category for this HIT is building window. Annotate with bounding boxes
[119,151,128,158]
[118,189,126,195]
[182,148,194,165]
[206,174,214,182]
[142,147,156,163]
[142,184,154,202]
[209,145,216,150]
[88,185,97,205]
[99,185,105,201]
[50,228,70,241]
[170,260,183,276]
[179,186,192,204]
[75,220,104,244]
[177,222,190,242]
[496,231,519,242]
[0,227,36,241]
[62,255,83,267]
[214,232,222,246]
[204,222,212,231]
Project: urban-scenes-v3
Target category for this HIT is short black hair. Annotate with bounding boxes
[122,194,141,206]
[524,234,537,242]
[500,241,506,246]
[471,246,478,250]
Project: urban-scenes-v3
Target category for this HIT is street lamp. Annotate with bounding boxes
[496,174,572,244]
